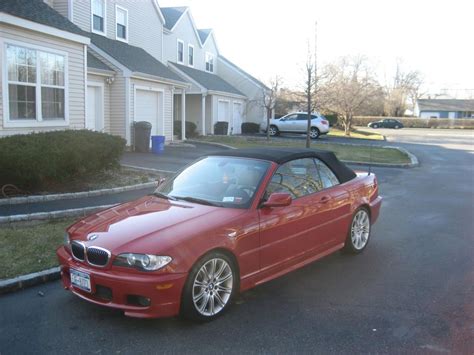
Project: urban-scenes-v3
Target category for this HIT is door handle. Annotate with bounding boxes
[320,196,331,204]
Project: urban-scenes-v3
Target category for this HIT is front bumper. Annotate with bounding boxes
[56,246,187,318]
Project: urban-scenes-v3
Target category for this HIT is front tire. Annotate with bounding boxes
[372,124,378,129]
[181,252,238,321]
[343,208,371,254]
[309,127,320,139]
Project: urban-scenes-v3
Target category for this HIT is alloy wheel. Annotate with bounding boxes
[351,210,370,250]
[192,258,233,316]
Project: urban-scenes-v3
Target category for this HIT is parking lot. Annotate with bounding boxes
[0,129,473,354]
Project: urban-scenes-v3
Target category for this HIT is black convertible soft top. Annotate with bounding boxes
[209,147,357,183]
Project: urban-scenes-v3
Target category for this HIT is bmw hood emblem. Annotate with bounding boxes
[87,234,99,241]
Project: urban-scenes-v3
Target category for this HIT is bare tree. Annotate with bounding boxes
[304,52,315,148]
[319,56,379,135]
[385,61,424,116]
[262,76,281,140]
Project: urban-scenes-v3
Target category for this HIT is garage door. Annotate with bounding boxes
[136,90,159,135]
[217,100,230,134]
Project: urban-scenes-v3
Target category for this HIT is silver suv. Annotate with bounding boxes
[262,112,330,139]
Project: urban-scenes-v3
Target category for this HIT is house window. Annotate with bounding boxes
[116,6,128,41]
[188,44,194,67]
[92,0,106,34]
[177,40,184,64]
[205,52,214,73]
[6,44,66,122]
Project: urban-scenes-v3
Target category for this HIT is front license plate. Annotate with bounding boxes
[70,269,91,293]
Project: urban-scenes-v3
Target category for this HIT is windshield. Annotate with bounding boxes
[155,156,271,208]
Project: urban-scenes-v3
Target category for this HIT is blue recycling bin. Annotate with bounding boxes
[151,135,165,154]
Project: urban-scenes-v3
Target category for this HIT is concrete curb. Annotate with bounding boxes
[0,179,157,206]
[0,267,60,295]
[120,164,177,175]
[186,140,237,150]
[0,204,116,224]
[187,139,419,168]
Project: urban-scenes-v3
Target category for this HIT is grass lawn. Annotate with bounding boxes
[197,136,411,165]
[327,128,384,140]
[0,219,74,279]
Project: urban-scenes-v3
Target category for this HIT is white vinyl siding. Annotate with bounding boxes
[52,0,70,19]
[0,24,84,135]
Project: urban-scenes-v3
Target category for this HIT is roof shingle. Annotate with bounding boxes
[0,0,88,37]
[90,34,186,83]
[161,7,187,30]
[418,99,474,112]
[87,52,113,72]
[171,63,244,96]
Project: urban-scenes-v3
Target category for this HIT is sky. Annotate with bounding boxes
[159,0,474,97]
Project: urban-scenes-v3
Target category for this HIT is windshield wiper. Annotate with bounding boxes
[174,196,221,207]
[150,192,178,201]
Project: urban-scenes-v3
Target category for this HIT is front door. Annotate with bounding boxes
[279,114,298,132]
[86,85,103,131]
[232,102,242,134]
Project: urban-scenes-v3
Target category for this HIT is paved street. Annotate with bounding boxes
[0,129,473,354]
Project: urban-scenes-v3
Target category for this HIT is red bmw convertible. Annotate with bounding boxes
[57,148,382,321]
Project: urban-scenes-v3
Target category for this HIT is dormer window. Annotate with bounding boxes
[177,40,184,64]
[116,6,128,42]
[92,0,106,34]
[205,52,214,73]
[188,44,194,67]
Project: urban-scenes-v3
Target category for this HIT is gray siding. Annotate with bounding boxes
[0,24,85,136]
[218,57,266,124]
[163,12,218,73]
[72,0,90,32]
[72,0,163,61]
[53,0,69,19]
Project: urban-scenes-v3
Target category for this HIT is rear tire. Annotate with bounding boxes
[181,251,238,322]
[309,127,320,139]
[269,125,279,137]
[342,208,371,254]
[394,125,400,129]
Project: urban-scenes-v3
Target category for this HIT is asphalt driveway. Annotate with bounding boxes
[0,129,473,353]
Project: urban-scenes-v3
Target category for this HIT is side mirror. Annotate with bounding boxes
[157,177,166,186]
[262,192,292,208]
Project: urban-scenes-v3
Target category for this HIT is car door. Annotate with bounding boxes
[258,158,339,275]
[278,114,298,132]
[295,114,310,131]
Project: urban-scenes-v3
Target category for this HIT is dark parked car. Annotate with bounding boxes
[368,119,404,129]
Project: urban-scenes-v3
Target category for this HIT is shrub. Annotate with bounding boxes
[0,130,126,190]
[323,114,338,127]
[174,120,198,138]
[241,122,260,134]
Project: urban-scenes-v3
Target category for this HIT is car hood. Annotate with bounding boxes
[67,195,246,254]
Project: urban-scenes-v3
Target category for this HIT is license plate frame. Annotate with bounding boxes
[70,268,91,293]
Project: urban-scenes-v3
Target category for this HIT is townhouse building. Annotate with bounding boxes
[0,0,269,143]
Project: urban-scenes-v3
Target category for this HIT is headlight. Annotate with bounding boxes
[113,253,172,271]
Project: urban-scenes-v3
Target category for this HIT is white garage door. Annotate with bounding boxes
[233,102,242,134]
[136,90,159,135]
